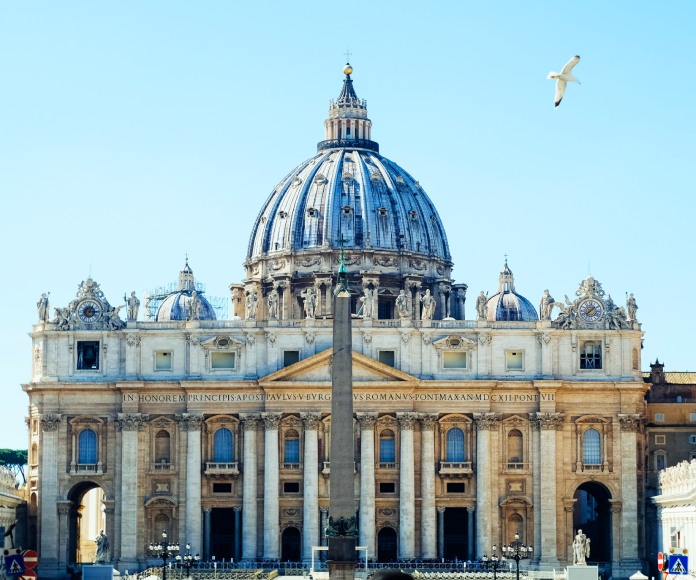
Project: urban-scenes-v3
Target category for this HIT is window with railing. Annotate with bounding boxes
[583,428,601,468]
[446,428,465,462]
[213,428,234,463]
[284,430,300,467]
[507,429,524,468]
[379,430,396,466]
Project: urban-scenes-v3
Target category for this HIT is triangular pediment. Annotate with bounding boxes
[260,348,417,386]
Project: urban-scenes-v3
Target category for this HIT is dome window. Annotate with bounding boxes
[409,210,418,220]
[278,211,288,219]
[378,207,388,217]
[293,177,303,186]
[342,206,353,215]
[307,208,319,218]
[370,172,382,182]
[314,174,328,185]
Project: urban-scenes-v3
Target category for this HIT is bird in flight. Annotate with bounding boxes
[547,55,581,108]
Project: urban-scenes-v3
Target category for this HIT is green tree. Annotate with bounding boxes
[0,449,28,484]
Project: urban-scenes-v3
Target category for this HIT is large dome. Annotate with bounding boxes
[235,65,463,323]
[155,261,217,322]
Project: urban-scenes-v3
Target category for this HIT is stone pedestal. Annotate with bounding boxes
[567,565,599,580]
[328,536,357,580]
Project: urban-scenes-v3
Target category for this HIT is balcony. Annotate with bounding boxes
[151,461,174,472]
[204,461,239,476]
[579,462,607,473]
[283,463,302,470]
[439,461,472,477]
[70,462,104,476]
[502,461,530,473]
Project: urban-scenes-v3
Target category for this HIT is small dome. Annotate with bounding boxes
[156,291,216,321]
[155,260,217,321]
[486,260,538,322]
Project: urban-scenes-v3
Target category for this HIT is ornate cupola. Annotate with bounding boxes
[178,259,195,291]
[485,260,538,322]
[318,63,378,153]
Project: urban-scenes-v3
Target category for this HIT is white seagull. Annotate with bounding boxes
[547,55,581,108]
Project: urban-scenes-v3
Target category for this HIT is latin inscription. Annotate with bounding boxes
[123,392,555,403]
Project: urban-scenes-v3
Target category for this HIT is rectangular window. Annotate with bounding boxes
[284,482,300,494]
[379,482,395,494]
[689,434,696,445]
[378,351,395,367]
[284,350,300,367]
[284,439,300,463]
[690,413,696,423]
[447,482,466,493]
[155,351,172,371]
[77,341,100,370]
[212,483,232,493]
[580,341,602,369]
[655,413,665,422]
[211,352,236,369]
[505,350,524,371]
[655,435,666,445]
[656,454,666,471]
[380,438,395,463]
[443,351,467,369]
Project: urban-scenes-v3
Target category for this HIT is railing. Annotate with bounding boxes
[378,462,398,470]
[152,462,174,472]
[439,461,473,475]
[70,463,103,475]
[204,462,239,475]
[502,462,530,471]
[283,463,301,470]
[317,138,379,153]
[580,463,605,472]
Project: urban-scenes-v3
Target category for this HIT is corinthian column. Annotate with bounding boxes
[178,414,204,548]
[357,413,377,559]
[116,413,148,571]
[420,414,438,559]
[618,414,642,569]
[536,413,563,568]
[241,414,259,560]
[263,413,281,559]
[474,413,500,558]
[398,413,417,559]
[39,415,61,574]
[302,413,322,561]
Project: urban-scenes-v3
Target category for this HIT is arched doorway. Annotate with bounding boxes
[573,482,611,564]
[377,527,397,562]
[444,508,469,560]
[67,482,106,565]
[281,527,301,561]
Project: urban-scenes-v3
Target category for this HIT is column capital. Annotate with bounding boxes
[262,412,282,429]
[41,413,62,431]
[420,414,439,431]
[356,412,378,430]
[176,413,205,431]
[241,414,260,431]
[397,412,419,430]
[466,506,476,513]
[233,506,242,513]
[618,413,642,432]
[115,413,149,431]
[474,412,501,430]
[532,412,565,431]
[301,412,322,430]
[437,507,446,514]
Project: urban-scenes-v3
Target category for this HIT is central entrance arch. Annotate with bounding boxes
[281,527,301,562]
[377,527,397,562]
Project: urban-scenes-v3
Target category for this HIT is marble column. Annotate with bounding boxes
[302,413,322,561]
[263,413,281,559]
[536,413,563,568]
[618,415,642,570]
[398,413,417,559]
[357,413,377,560]
[420,414,438,560]
[320,508,329,547]
[180,414,204,549]
[474,413,500,559]
[38,414,61,574]
[117,413,148,571]
[241,414,259,560]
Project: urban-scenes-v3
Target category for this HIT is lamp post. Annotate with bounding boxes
[482,545,506,580]
[148,530,180,580]
[175,543,200,579]
[501,532,533,580]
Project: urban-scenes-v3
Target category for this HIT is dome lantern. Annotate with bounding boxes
[486,259,538,322]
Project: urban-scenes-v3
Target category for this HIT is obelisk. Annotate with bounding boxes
[327,252,357,580]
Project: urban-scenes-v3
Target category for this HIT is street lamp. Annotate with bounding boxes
[501,532,533,580]
[148,530,180,580]
[482,545,506,580]
[175,543,200,578]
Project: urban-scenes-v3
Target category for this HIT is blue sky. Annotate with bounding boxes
[1,1,693,450]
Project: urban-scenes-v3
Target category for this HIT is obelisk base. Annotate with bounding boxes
[328,536,356,580]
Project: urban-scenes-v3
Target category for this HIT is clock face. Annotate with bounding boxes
[578,298,604,322]
[77,299,103,323]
